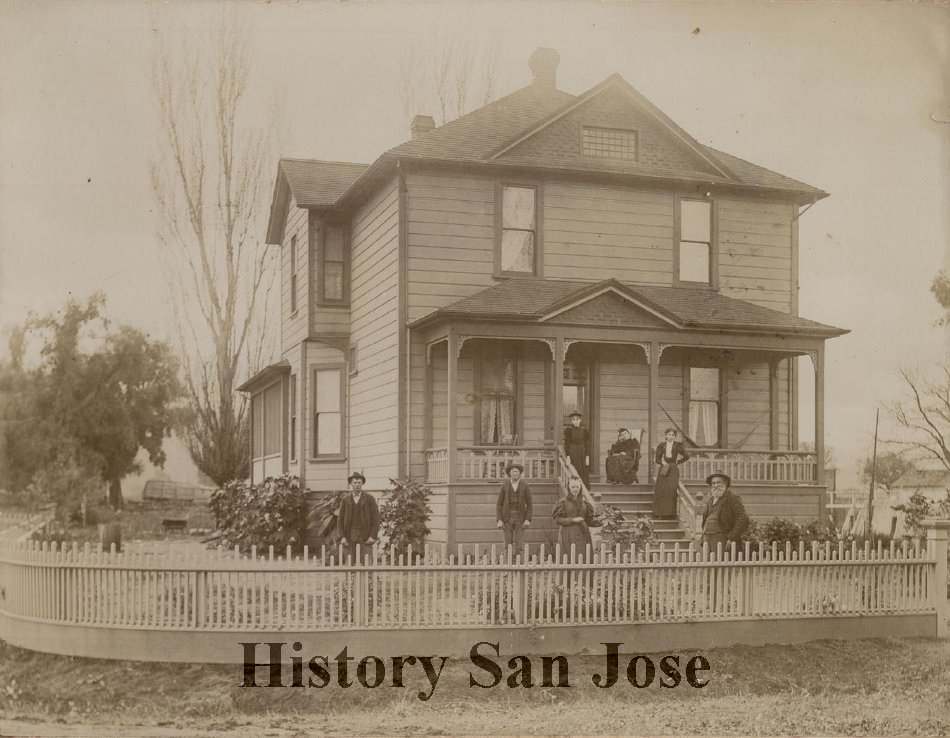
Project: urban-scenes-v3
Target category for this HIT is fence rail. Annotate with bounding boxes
[0,536,940,633]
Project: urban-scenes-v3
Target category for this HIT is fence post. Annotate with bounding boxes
[923,519,949,639]
[354,567,367,627]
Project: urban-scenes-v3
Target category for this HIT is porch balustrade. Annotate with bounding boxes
[425,446,557,483]
[682,449,818,484]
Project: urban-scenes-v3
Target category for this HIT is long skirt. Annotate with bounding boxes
[566,444,590,487]
[559,522,592,560]
[605,454,638,484]
[652,463,679,517]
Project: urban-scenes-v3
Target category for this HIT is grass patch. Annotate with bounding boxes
[0,637,948,735]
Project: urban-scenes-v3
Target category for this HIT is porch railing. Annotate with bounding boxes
[676,483,703,539]
[682,449,818,484]
[425,446,558,483]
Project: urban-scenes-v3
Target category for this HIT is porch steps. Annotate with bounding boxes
[590,483,691,544]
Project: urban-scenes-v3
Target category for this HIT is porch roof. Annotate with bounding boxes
[236,360,291,394]
[411,278,848,338]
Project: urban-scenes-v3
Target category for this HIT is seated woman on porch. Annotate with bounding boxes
[605,427,640,484]
[653,428,689,518]
[553,476,594,560]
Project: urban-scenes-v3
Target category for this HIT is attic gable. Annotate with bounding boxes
[494,77,730,179]
[544,289,677,328]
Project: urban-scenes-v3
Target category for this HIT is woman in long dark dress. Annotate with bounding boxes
[563,411,591,487]
[553,476,593,559]
[652,428,689,517]
[605,427,640,484]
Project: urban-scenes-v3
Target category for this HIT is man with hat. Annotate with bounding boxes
[337,471,379,563]
[496,462,533,554]
[701,472,749,550]
[563,411,591,487]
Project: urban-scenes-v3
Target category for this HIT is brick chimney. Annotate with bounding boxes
[411,114,436,140]
[529,47,560,88]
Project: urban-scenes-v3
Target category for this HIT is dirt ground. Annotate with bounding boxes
[0,637,948,736]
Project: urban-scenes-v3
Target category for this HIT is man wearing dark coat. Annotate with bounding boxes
[337,472,379,563]
[495,462,533,555]
[701,472,749,550]
[563,411,591,487]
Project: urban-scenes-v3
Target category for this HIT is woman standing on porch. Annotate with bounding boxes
[563,411,591,487]
[653,428,689,517]
[553,476,594,559]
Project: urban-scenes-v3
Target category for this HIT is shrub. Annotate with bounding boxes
[597,504,655,551]
[380,477,431,559]
[208,474,306,556]
[893,490,950,537]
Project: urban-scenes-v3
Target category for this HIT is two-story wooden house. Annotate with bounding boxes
[239,48,847,546]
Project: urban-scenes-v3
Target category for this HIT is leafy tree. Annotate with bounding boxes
[0,295,181,510]
[860,451,914,489]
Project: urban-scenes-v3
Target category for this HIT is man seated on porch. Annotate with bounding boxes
[337,472,379,564]
[605,427,640,484]
[495,462,533,559]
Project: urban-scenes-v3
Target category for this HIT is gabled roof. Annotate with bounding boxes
[383,75,824,201]
[412,278,847,338]
[891,469,950,489]
[265,159,368,244]
[280,158,369,207]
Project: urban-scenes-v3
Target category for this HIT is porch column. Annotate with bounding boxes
[447,330,458,484]
[769,358,780,449]
[554,337,564,444]
[814,346,826,487]
[647,341,659,482]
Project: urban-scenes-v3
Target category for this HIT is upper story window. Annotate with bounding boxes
[310,220,349,305]
[677,198,714,285]
[688,367,720,447]
[289,234,298,314]
[497,184,538,275]
[582,126,638,160]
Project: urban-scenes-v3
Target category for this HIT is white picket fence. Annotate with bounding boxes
[0,535,943,633]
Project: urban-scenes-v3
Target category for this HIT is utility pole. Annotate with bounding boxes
[865,408,880,539]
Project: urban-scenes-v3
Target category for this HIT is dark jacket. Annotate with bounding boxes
[563,425,591,454]
[655,441,689,465]
[337,492,380,542]
[496,479,533,524]
[701,489,749,542]
[609,438,640,457]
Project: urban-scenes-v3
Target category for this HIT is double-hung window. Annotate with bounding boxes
[497,185,538,275]
[678,199,714,285]
[478,357,517,445]
[688,367,721,447]
[289,234,298,314]
[321,225,346,303]
[312,367,344,457]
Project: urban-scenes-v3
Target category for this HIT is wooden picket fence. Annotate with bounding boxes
[0,536,942,633]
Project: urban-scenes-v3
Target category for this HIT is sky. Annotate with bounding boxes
[0,0,948,489]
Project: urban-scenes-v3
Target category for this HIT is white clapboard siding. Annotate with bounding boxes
[281,202,309,352]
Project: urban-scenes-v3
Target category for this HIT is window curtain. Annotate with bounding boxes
[689,401,718,447]
[480,358,516,444]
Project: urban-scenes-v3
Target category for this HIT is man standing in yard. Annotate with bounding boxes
[496,462,532,557]
[337,472,379,563]
[701,472,749,553]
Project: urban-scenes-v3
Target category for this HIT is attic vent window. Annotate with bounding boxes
[582,126,638,160]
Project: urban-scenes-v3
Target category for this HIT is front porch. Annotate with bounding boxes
[408,279,845,546]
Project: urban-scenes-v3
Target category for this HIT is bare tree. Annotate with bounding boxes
[889,367,950,471]
[150,11,277,486]
[398,31,503,127]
